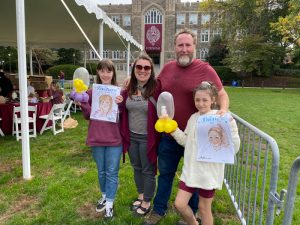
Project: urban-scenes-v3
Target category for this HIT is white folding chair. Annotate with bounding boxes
[62,99,74,121]
[39,103,65,135]
[70,101,80,113]
[12,105,37,141]
[0,118,4,136]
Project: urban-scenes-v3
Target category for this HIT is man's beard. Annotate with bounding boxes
[177,54,193,67]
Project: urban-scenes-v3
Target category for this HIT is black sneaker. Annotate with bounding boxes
[96,198,106,212]
[104,207,114,218]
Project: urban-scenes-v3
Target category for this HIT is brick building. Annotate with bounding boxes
[94,0,221,70]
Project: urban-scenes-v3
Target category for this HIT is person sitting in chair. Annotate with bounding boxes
[48,81,64,105]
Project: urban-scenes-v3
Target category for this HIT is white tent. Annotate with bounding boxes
[0,0,143,180]
[0,0,142,50]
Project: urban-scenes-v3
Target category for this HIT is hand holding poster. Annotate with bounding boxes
[90,84,121,123]
[196,113,235,164]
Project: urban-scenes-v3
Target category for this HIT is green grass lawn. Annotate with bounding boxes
[226,87,300,225]
[0,87,299,225]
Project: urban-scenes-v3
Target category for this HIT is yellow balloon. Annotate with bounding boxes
[74,79,80,86]
[74,78,88,93]
[170,120,178,129]
[164,119,178,133]
[155,119,165,132]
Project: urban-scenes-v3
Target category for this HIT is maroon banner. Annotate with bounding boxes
[144,24,162,52]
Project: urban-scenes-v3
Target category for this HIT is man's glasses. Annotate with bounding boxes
[135,65,151,71]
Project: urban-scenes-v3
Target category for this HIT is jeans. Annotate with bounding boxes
[153,135,199,215]
[60,79,64,89]
[91,145,122,202]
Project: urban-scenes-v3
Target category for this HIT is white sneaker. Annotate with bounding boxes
[104,207,114,218]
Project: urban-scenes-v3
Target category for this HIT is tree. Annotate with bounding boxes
[56,48,82,65]
[270,0,300,47]
[32,48,58,74]
[200,0,288,76]
[207,35,228,66]
[0,46,18,73]
[222,35,284,76]
[291,46,300,67]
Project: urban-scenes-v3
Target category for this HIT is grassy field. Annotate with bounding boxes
[226,87,300,225]
[0,87,299,225]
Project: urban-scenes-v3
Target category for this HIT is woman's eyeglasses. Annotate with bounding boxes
[135,65,151,71]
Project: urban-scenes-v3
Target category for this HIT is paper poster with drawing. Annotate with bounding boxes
[90,84,121,123]
[196,113,235,164]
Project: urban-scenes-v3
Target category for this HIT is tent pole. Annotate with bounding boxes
[60,0,102,60]
[127,42,130,76]
[84,49,87,68]
[29,47,33,75]
[99,21,103,59]
[16,0,31,180]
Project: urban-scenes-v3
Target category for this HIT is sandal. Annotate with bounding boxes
[134,205,151,217]
[130,198,143,211]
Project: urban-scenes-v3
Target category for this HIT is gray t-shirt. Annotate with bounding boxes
[126,95,148,135]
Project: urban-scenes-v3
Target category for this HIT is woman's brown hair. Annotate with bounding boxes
[127,53,156,99]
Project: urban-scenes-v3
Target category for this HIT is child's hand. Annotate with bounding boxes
[115,95,123,104]
[159,114,169,119]
[74,101,82,106]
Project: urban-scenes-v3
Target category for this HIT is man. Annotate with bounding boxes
[143,28,229,225]
[58,70,65,89]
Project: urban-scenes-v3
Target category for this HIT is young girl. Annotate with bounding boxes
[48,81,64,105]
[79,59,123,218]
[120,53,160,216]
[171,81,240,225]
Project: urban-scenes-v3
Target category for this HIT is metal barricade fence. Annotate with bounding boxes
[282,156,300,225]
[225,113,282,225]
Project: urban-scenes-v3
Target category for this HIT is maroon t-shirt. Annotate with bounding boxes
[157,59,223,130]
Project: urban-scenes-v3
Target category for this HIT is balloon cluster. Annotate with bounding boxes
[69,67,90,103]
[74,79,88,93]
[155,117,178,133]
[154,92,178,133]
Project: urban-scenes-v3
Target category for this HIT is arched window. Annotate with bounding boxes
[145,8,162,24]
[200,48,209,60]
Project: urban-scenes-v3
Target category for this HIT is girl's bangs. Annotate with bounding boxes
[98,60,114,71]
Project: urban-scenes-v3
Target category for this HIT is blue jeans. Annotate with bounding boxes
[153,135,199,215]
[60,79,64,88]
[91,145,122,202]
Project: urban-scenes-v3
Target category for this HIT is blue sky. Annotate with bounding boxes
[97,0,200,5]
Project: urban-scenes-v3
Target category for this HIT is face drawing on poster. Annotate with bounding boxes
[208,125,229,151]
[98,94,113,117]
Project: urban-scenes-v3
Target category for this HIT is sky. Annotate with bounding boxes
[97,0,200,5]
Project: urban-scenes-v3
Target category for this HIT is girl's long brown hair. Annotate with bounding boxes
[127,53,156,99]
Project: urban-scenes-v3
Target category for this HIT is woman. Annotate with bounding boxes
[120,53,160,216]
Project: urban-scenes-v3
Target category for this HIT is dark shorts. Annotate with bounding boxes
[179,181,215,198]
